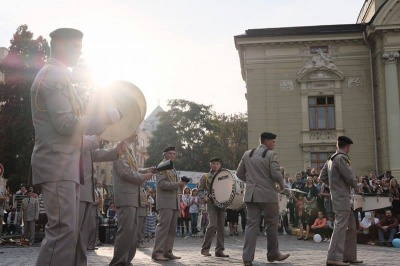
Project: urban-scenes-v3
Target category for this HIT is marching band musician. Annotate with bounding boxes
[151,147,185,261]
[30,28,122,266]
[109,132,153,266]
[319,136,362,266]
[236,132,290,266]
[75,135,123,266]
[198,157,229,258]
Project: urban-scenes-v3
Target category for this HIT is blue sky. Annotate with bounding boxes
[0,0,365,116]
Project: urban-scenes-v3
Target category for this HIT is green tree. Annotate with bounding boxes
[0,25,50,192]
[206,113,248,169]
[145,99,248,172]
[145,99,215,171]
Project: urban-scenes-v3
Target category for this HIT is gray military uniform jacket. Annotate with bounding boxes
[236,144,284,203]
[30,58,108,185]
[81,136,118,203]
[319,150,358,211]
[113,154,148,208]
[21,197,39,222]
[155,169,180,210]
[198,170,218,210]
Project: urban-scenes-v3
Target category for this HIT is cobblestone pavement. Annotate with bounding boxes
[1,234,398,266]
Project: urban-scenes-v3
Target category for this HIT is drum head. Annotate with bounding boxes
[210,170,235,208]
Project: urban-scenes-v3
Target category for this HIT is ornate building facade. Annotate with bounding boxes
[234,0,400,177]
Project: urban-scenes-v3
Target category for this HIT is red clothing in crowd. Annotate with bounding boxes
[312,217,327,228]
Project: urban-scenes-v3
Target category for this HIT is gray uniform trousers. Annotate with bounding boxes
[75,201,92,266]
[327,210,357,262]
[87,204,99,249]
[24,221,36,242]
[152,208,178,257]
[36,181,79,266]
[109,206,139,266]
[243,202,279,263]
[201,203,225,254]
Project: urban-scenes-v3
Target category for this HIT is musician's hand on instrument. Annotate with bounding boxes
[143,173,153,181]
[116,141,125,156]
[148,167,157,174]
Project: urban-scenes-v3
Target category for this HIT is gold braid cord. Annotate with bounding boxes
[158,159,176,182]
[126,146,138,172]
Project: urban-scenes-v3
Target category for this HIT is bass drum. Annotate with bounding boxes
[210,169,245,210]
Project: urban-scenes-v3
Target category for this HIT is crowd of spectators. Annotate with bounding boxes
[1,167,399,250]
[280,167,399,247]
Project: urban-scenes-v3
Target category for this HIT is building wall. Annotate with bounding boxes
[242,40,375,176]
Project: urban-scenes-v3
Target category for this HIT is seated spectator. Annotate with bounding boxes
[359,211,379,245]
[7,207,18,234]
[377,209,399,247]
[311,211,328,241]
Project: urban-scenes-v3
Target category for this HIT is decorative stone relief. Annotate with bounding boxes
[309,71,333,79]
[348,77,362,88]
[300,45,309,55]
[329,45,339,55]
[297,49,343,76]
[382,51,399,64]
[306,81,334,89]
[309,131,337,140]
[280,80,294,90]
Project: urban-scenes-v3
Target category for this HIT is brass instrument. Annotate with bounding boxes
[86,80,147,141]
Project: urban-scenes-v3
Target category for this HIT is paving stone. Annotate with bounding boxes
[1,234,398,265]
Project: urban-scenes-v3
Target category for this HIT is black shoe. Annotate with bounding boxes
[215,252,229,257]
[388,242,393,247]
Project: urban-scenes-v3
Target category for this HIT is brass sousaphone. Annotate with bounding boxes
[87,80,147,141]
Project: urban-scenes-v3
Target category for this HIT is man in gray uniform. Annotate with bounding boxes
[236,132,290,266]
[319,136,363,266]
[30,28,121,266]
[75,135,122,266]
[109,133,153,266]
[198,157,229,257]
[151,146,185,261]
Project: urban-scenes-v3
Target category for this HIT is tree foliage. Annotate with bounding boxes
[0,25,50,192]
[145,99,248,172]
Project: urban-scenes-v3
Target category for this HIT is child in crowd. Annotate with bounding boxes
[311,211,329,242]
[297,194,311,240]
[326,214,335,241]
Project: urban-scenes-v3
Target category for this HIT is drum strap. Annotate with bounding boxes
[249,148,269,158]
[330,152,347,161]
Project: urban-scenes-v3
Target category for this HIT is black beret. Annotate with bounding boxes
[163,146,176,153]
[209,157,222,163]
[50,28,83,40]
[338,136,353,144]
[260,132,276,139]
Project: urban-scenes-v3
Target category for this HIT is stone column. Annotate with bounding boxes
[383,51,400,176]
